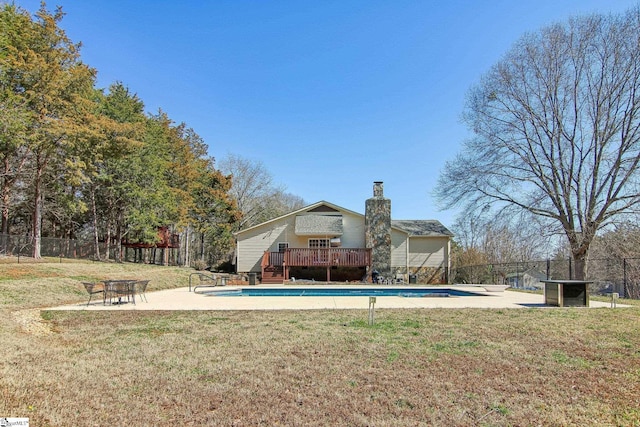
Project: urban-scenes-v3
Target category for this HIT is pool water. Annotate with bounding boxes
[203,287,483,298]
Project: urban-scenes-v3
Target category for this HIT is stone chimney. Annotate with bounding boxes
[365,181,391,281]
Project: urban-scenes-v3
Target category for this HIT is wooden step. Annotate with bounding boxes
[261,266,284,284]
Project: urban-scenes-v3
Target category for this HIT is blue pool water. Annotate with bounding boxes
[203,287,483,298]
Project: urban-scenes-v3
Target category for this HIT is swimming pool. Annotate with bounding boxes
[202,287,484,298]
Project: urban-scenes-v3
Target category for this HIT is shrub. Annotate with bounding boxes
[192,259,208,271]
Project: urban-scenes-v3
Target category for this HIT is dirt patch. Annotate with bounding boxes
[11,309,54,336]
[0,266,61,281]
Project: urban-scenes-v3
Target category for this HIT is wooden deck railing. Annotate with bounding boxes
[283,248,371,268]
[261,251,284,268]
[261,248,371,283]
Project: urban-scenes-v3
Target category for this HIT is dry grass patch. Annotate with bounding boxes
[0,261,639,426]
[2,309,640,426]
[0,260,189,310]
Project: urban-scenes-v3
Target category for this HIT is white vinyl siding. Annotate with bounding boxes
[407,237,448,268]
[235,202,451,274]
[391,229,408,269]
[236,208,367,273]
[391,232,449,271]
[336,212,365,247]
[236,217,294,272]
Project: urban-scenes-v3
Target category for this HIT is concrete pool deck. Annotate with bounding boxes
[49,285,622,311]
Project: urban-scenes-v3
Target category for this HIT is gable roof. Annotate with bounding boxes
[295,214,343,235]
[234,200,453,238]
[234,201,361,236]
[392,220,454,237]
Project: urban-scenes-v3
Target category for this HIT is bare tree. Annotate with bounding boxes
[481,221,547,263]
[452,212,549,276]
[437,8,640,280]
[218,154,273,229]
[591,222,640,298]
[592,222,640,260]
[450,212,487,253]
[219,154,305,230]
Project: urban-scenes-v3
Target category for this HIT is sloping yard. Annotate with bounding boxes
[1,259,639,426]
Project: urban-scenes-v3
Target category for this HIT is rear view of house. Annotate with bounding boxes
[234,182,453,284]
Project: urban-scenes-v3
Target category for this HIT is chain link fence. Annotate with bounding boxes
[0,234,99,260]
[4,233,640,298]
[452,258,640,299]
[0,234,184,266]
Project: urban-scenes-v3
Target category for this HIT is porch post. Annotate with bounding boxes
[327,248,332,282]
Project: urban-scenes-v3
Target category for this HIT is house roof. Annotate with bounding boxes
[392,220,454,237]
[505,269,547,279]
[234,201,359,236]
[295,214,343,236]
[234,201,453,238]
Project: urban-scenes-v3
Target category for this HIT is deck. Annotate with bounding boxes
[261,248,371,283]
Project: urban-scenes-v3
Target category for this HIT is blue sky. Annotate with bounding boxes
[16,0,640,227]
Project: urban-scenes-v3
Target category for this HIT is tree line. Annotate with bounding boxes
[438,6,640,280]
[450,215,640,297]
[0,3,302,266]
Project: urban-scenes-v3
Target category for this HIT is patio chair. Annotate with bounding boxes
[135,280,150,302]
[104,280,136,305]
[82,282,105,306]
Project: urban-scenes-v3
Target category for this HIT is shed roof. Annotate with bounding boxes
[391,220,453,237]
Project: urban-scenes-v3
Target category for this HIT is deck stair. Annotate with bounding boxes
[261,266,284,284]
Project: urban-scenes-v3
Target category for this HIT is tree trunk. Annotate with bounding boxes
[1,154,24,236]
[570,232,594,281]
[116,214,123,263]
[104,218,111,261]
[200,232,205,261]
[32,160,44,259]
[1,174,10,255]
[2,185,10,235]
[32,188,42,259]
[572,254,587,281]
[184,227,190,267]
[90,186,101,261]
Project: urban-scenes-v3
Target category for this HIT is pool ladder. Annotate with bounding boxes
[189,272,226,292]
